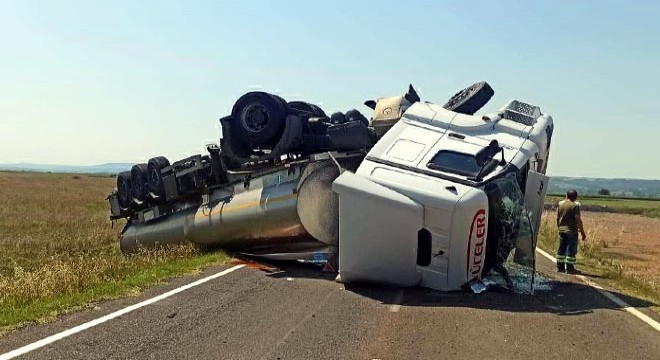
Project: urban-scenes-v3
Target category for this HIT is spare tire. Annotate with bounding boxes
[117,171,132,208]
[288,101,327,118]
[231,92,288,147]
[147,156,170,198]
[443,81,494,115]
[130,163,149,202]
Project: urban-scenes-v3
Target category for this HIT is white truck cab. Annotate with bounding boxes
[334,99,553,290]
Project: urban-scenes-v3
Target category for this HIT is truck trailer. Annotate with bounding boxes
[107,82,553,291]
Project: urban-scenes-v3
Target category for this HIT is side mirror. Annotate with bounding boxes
[475,140,501,166]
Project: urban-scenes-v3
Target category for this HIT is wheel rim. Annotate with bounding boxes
[240,104,270,133]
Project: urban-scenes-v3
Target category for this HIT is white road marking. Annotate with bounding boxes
[536,248,660,333]
[389,289,404,313]
[0,264,245,360]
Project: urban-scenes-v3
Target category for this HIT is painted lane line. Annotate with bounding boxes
[536,248,660,333]
[0,264,246,360]
[535,247,558,263]
[389,289,404,313]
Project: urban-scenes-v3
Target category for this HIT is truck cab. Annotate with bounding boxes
[334,99,553,290]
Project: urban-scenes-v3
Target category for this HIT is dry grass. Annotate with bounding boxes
[0,172,227,333]
[538,211,660,311]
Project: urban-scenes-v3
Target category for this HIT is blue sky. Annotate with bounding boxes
[1,0,658,178]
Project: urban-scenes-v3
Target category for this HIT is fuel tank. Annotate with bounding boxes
[120,161,341,253]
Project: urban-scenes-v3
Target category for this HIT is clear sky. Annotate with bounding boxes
[1,0,659,179]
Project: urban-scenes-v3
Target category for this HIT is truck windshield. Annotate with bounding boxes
[482,172,536,293]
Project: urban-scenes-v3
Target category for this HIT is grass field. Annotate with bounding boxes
[537,211,660,313]
[2,172,658,332]
[0,172,228,334]
[546,194,660,218]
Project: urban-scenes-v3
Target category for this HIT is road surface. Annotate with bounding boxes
[1,256,659,360]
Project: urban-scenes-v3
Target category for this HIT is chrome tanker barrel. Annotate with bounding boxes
[120,206,190,252]
[119,160,342,253]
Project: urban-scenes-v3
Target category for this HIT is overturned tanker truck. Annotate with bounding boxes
[107,82,554,291]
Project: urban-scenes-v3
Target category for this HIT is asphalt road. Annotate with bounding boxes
[1,256,659,360]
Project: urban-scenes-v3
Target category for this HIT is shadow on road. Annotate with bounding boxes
[371,281,654,315]
[262,260,657,316]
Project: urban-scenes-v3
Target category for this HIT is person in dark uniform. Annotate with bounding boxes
[556,189,587,273]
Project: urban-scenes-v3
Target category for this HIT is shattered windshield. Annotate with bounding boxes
[482,172,538,293]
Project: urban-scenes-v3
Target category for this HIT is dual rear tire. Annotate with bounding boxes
[130,164,149,202]
[230,92,328,149]
[117,156,170,208]
[116,171,132,208]
[147,156,170,198]
[231,92,289,148]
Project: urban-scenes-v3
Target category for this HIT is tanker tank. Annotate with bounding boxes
[118,159,344,257]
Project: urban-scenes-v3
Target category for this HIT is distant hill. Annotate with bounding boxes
[0,163,133,175]
[2,163,659,198]
[548,176,660,198]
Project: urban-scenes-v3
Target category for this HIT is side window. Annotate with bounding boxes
[427,151,480,177]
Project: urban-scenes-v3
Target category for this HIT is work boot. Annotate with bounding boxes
[557,262,566,273]
[566,264,578,274]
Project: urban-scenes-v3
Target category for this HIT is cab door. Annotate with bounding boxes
[524,170,549,245]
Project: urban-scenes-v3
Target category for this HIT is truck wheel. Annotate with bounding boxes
[443,81,494,115]
[130,163,149,202]
[288,101,327,118]
[345,109,369,127]
[309,104,326,118]
[231,92,288,147]
[147,156,170,198]
[117,171,132,208]
[330,112,347,124]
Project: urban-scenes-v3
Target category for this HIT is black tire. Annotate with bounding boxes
[288,101,327,118]
[330,112,347,124]
[345,109,369,127]
[443,81,494,115]
[147,156,170,197]
[117,171,132,208]
[309,104,326,118]
[231,92,288,147]
[130,163,149,202]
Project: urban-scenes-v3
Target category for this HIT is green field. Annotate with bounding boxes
[0,172,228,335]
[546,194,660,218]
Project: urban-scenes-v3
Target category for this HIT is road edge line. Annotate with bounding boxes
[536,248,660,333]
[0,264,246,360]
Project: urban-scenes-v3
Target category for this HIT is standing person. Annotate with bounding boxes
[556,189,587,274]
